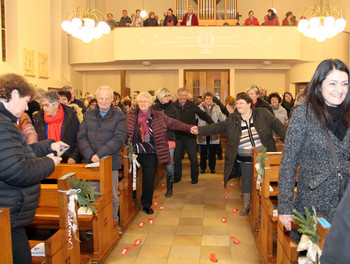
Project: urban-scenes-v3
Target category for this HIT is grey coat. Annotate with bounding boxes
[198,108,286,186]
[277,102,350,222]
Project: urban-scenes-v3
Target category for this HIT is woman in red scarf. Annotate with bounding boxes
[33,91,81,163]
[127,92,197,214]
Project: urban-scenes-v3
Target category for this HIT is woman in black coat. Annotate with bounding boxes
[0,73,66,264]
[152,88,180,197]
[33,91,81,163]
[197,93,286,215]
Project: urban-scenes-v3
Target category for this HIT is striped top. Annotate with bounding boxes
[237,116,262,159]
[133,116,156,154]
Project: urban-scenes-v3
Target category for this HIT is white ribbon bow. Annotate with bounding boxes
[129,154,140,191]
[297,234,322,264]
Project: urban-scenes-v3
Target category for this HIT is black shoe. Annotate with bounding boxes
[211,170,215,174]
[173,178,181,183]
[143,207,154,214]
[191,179,198,184]
[200,170,205,174]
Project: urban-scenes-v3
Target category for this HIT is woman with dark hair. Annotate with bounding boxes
[281,91,294,118]
[87,98,97,111]
[278,59,350,231]
[0,73,65,264]
[127,92,196,214]
[264,8,280,26]
[196,92,286,215]
[268,92,288,125]
[131,9,143,27]
[143,11,159,26]
[244,10,260,26]
[163,8,178,26]
[282,11,297,26]
[33,91,81,163]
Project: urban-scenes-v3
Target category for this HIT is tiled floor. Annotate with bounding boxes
[105,158,261,264]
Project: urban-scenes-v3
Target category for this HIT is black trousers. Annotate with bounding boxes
[239,161,252,193]
[174,136,199,181]
[216,141,223,158]
[12,227,31,264]
[137,154,158,208]
[200,143,218,171]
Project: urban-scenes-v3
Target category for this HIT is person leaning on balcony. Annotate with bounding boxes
[244,10,260,26]
[282,11,297,26]
[132,9,143,27]
[163,8,178,26]
[119,9,132,27]
[106,13,118,29]
[263,8,280,26]
[179,6,198,26]
[143,12,159,26]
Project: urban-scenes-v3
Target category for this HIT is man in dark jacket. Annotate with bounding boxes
[78,86,127,222]
[119,9,132,27]
[174,88,214,184]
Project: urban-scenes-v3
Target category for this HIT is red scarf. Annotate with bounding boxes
[138,109,151,142]
[44,104,64,142]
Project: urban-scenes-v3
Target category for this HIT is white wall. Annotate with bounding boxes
[86,71,121,94]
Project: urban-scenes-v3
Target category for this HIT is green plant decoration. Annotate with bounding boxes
[68,177,99,215]
[257,146,267,180]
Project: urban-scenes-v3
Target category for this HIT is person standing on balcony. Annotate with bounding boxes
[132,9,143,27]
[163,8,178,26]
[119,10,132,27]
[263,8,280,26]
[180,6,199,26]
[143,12,159,26]
[106,13,117,29]
[244,10,260,26]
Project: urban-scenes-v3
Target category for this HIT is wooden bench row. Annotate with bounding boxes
[248,147,329,264]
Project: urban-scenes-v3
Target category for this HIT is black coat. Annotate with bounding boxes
[143,17,159,26]
[163,15,178,26]
[78,105,127,170]
[33,104,81,163]
[256,97,274,115]
[198,108,286,186]
[174,99,214,138]
[321,184,350,263]
[0,103,55,228]
[152,99,179,141]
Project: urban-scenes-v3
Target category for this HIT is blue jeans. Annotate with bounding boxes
[165,147,175,179]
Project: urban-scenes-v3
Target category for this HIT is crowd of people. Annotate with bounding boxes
[106,7,298,28]
[0,58,349,263]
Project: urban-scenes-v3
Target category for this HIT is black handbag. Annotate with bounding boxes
[326,132,348,200]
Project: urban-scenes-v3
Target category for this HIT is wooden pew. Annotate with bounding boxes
[29,174,81,264]
[249,147,261,232]
[29,156,120,264]
[119,147,139,228]
[0,208,12,264]
[276,218,330,264]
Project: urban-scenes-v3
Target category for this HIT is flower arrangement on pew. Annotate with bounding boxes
[254,146,267,188]
[292,206,322,264]
[126,137,140,190]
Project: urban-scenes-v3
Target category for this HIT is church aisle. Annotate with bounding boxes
[105,158,261,264]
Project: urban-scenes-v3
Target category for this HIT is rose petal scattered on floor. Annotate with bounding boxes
[229,182,234,186]
[121,247,131,255]
[210,253,218,262]
[226,188,230,192]
[148,218,154,224]
[161,183,166,187]
[159,206,164,210]
[153,202,158,206]
[138,222,145,228]
[154,195,160,199]
[132,239,142,247]
[232,209,238,213]
[158,189,165,193]
[221,217,227,223]
[224,195,228,199]
[230,236,240,244]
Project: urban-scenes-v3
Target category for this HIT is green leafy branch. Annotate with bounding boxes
[68,177,99,215]
[292,206,321,245]
[126,137,135,163]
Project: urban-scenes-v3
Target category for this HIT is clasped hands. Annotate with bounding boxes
[190,126,199,135]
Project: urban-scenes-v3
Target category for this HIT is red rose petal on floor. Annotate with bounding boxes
[148,218,154,224]
[162,183,166,187]
[121,247,131,255]
[159,189,165,193]
[218,169,223,172]
[226,188,230,192]
[154,195,160,199]
[224,195,228,199]
[153,202,158,206]
[230,236,240,244]
[232,209,238,213]
[229,182,234,186]
[210,253,218,262]
[221,217,227,223]
[151,206,157,210]
[159,206,164,210]
[138,222,145,228]
[132,239,142,247]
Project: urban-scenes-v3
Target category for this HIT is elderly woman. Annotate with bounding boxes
[278,59,350,231]
[197,92,225,174]
[281,91,294,118]
[127,92,196,214]
[33,91,81,163]
[268,92,288,125]
[152,88,179,197]
[0,73,65,264]
[247,85,274,115]
[197,92,286,215]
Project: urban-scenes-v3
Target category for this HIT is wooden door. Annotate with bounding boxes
[184,70,229,104]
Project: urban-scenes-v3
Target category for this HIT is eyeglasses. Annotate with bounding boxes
[164,95,171,98]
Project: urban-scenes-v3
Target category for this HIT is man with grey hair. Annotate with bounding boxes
[179,6,199,26]
[61,85,86,113]
[78,86,127,224]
